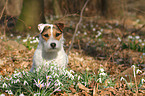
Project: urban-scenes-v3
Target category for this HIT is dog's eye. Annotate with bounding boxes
[56,33,61,37]
[43,34,49,37]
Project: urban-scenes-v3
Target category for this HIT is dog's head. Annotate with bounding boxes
[38,23,64,52]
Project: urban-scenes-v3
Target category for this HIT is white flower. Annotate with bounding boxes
[118,37,121,42]
[33,40,37,43]
[23,39,27,43]
[0,94,5,96]
[136,69,142,74]
[135,36,140,39]
[128,35,133,39]
[84,32,87,35]
[100,68,104,72]
[131,65,136,69]
[17,36,21,39]
[143,53,145,55]
[99,72,107,76]
[142,43,145,46]
[83,25,86,28]
[141,79,145,84]
[2,83,7,88]
[14,79,20,83]
[19,93,25,96]
[96,78,102,83]
[78,76,81,80]
[93,28,96,31]
[96,24,98,27]
[100,29,103,32]
[78,31,80,34]
[10,34,13,37]
[34,93,40,96]
[1,37,3,39]
[120,77,125,81]
[138,39,142,42]
[5,90,13,95]
[30,41,33,43]
[24,80,29,85]
[56,79,63,86]
[90,24,93,28]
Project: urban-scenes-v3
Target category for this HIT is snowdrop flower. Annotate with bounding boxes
[136,69,142,74]
[19,93,25,96]
[96,78,102,83]
[10,34,13,37]
[30,41,33,44]
[90,24,93,28]
[120,77,125,81]
[108,25,112,29]
[1,37,3,39]
[96,24,98,27]
[33,40,37,43]
[2,83,7,88]
[0,94,5,96]
[138,39,142,42]
[84,32,87,35]
[17,36,21,39]
[23,39,27,43]
[99,72,107,76]
[100,68,104,72]
[135,36,140,39]
[78,76,81,80]
[78,31,80,34]
[142,43,145,46]
[128,35,133,39]
[141,78,145,84]
[24,80,29,85]
[34,93,40,96]
[5,90,13,95]
[100,29,103,32]
[93,28,96,31]
[118,37,121,42]
[56,79,63,86]
[83,25,86,28]
[32,37,35,39]
[14,79,20,83]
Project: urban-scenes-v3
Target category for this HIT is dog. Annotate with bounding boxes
[30,23,68,72]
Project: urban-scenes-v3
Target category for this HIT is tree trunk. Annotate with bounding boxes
[53,0,62,17]
[15,0,45,32]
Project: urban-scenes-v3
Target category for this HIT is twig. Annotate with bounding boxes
[0,0,8,19]
[67,0,89,55]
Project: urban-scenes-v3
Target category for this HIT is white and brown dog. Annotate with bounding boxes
[30,23,68,72]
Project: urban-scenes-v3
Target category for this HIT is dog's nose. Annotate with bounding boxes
[50,43,56,49]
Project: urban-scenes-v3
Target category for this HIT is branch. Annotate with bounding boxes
[0,0,8,19]
[67,0,89,55]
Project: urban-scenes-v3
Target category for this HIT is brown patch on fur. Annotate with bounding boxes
[41,25,62,41]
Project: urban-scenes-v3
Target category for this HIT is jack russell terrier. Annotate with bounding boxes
[30,23,68,72]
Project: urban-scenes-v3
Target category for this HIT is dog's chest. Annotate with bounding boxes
[34,48,67,68]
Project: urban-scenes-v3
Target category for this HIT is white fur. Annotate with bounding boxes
[30,24,68,72]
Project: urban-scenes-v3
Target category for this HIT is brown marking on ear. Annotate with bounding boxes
[41,27,51,41]
[56,23,64,33]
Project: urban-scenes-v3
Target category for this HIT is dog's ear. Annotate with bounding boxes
[56,23,64,32]
[38,24,45,33]
[38,24,51,34]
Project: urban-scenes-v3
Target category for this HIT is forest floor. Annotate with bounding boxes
[0,14,145,95]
